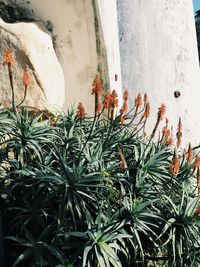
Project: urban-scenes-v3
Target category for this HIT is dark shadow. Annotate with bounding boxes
[195,10,200,63]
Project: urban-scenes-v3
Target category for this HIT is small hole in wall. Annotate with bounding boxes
[174,91,181,98]
[115,74,118,82]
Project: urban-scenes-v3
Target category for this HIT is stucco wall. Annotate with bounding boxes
[118,0,200,146]
[10,0,108,113]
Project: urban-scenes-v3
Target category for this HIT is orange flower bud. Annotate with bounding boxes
[142,101,150,120]
[123,89,129,101]
[103,91,111,109]
[111,90,118,108]
[92,75,102,96]
[76,102,86,119]
[166,136,173,146]
[144,93,148,104]
[170,151,180,175]
[23,70,30,87]
[157,104,166,122]
[2,48,15,68]
[135,94,142,109]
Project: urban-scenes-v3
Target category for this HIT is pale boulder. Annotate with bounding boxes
[0,18,65,110]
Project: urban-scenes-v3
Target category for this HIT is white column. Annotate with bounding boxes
[97,0,123,107]
[118,0,200,146]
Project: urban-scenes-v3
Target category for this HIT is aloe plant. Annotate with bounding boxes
[0,50,199,266]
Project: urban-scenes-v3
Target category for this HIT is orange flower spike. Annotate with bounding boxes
[166,136,173,146]
[92,74,102,96]
[2,48,15,69]
[111,89,118,99]
[193,155,200,171]
[186,143,193,163]
[22,70,30,87]
[161,127,171,142]
[166,129,171,138]
[157,104,166,122]
[143,102,150,120]
[151,104,166,139]
[120,101,128,115]
[103,91,111,109]
[144,93,148,104]
[111,90,119,107]
[135,93,142,109]
[76,102,86,119]
[109,90,119,121]
[123,89,129,101]
[113,98,119,108]
[170,151,180,175]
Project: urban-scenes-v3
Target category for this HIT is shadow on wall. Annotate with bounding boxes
[195,10,200,63]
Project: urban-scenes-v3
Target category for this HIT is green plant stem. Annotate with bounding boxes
[16,86,27,108]
[8,65,16,114]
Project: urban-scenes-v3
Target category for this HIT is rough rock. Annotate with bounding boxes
[0,18,65,110]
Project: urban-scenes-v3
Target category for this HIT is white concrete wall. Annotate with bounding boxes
[97,0,123,107]
[16,0,100,113]
[118,0,200,146]
[15,0,123,112]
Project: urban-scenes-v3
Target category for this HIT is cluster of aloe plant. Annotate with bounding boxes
[0,50,200,267]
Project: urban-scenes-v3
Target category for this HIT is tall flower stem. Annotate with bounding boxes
[3,49,16,113]
[8,65,16,114]
[16,86,27,108]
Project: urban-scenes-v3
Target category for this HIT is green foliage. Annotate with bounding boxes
[0,104,199,267]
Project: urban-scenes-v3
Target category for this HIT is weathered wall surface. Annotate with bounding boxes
[0,0,108,113]
[97,0,123,107]
[118,0,200,146]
